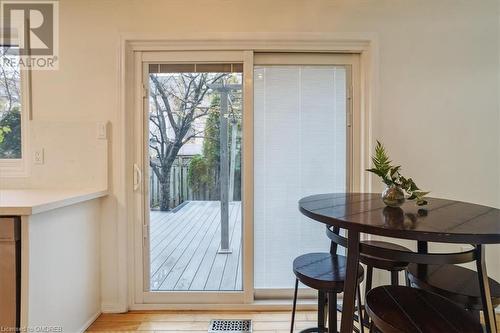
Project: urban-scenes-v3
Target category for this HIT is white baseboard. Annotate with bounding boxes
[101,302,128,313]
[77,311,101,333]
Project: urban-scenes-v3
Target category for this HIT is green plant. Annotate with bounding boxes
[187,155,210,193]
[367,141,429,206]
[0,125,11,143]
[0,108,21,158]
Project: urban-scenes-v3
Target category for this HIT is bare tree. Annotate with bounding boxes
[149,72,225,211]
[0,46,21,158]
[0,47,20,114]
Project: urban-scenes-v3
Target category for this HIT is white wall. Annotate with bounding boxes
[0,0,498,310]
[0,121,108,189]
[27,199,101,332]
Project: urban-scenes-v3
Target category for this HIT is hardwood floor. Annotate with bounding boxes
[86,310,319,332]
[86,310,500,332]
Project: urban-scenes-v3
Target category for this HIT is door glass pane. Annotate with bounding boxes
[0,46,22,159]
[254,66,347,289]
[148,68,243,291]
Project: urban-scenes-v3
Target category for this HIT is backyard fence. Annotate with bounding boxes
[150,155,241,210]
[149,156,215,209]
[150,156,190,209]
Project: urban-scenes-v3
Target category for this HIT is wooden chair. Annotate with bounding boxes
[359,240,411,286]
[407,263,500,320]
[365,285,483,333]
[358,240,411,320]
[325,226,412,325]
[291,252,365,333]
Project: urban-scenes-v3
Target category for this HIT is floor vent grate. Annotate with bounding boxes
[208,319,252,333]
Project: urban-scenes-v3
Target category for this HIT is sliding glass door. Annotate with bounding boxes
[133,51,359,304]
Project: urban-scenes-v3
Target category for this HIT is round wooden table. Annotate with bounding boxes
[299,193,500,333]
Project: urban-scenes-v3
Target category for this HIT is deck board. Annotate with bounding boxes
[204,204,239,290]
[173,207,222,290]
[151,203,214,283]
[150,201,242,291]
[159,203,220,290]
[219,205,243,290]
[189,203,238,291]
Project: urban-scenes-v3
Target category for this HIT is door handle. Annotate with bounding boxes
[133,164,142,191]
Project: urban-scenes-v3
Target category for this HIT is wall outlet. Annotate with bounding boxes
[97,122,107,140]
[33,148,44,164]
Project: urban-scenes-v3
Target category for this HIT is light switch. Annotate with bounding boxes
[33,148,44,164]
[97,122,107,140]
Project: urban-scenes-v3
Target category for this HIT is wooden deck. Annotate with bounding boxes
[149,200,242,291]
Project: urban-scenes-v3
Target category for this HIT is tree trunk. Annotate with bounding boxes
[159,168,171,211]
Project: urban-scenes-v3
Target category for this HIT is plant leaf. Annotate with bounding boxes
[366,140,429,206]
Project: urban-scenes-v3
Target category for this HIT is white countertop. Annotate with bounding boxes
[0,189,108,215]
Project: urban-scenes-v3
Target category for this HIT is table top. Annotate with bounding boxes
[299,193,500,244]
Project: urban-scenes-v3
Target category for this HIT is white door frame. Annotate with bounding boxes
[121,33,376,309]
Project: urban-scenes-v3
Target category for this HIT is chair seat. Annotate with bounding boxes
[407,263,500,310]
[293,252,364,292]
[366,286,483,333]
[360,240,411,271]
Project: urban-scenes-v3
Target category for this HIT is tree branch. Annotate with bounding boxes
[150,74,179,135]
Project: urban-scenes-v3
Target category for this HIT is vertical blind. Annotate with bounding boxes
[254,65,348,289]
